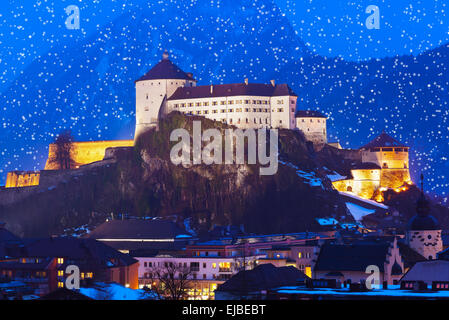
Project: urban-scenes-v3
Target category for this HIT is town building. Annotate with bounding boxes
[0,224,139,295]
[400,259,449,287]
[134,251,261,300]
[215,263,308,300]
[405,183,443,260]
[313,237,405,285]
[83,219,195,253]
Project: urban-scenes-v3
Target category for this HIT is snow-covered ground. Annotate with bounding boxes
[279,160,324,188]
[276,285,449,298]
[339,191,388,209]
[345,202,376,221]
[326,172,347,182]
[79,282,156,300]
[316,217,339,226]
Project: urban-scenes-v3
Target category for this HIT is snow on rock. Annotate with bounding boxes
[345,202,376,221]
[327,172,347,182]
[279,160,324,188]
[339,191,388,209]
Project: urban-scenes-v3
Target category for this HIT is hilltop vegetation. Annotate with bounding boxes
[0,113,352,237]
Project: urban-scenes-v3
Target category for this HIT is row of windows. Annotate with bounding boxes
[57,270,93,279]
[180,112,276,125]
[143,261,231,270]
[299,119,325,123]
[171,99,293,108]
[176,107,288,114]
[143,272,231,281]
[369,148,408,152]
[382,162,408,169]
[297,252,312,259]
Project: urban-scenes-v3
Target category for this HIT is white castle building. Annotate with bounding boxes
[134,52,325,140]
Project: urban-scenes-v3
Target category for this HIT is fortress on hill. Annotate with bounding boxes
[3,52,412,202]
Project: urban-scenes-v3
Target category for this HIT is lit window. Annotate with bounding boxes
[57,258,64,264]
[298,252,302,259]
[58,282,64,288]
[58,270,64,277]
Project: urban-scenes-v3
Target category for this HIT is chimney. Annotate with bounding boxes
[210,84,213,94]
[270,80,275,87]
[162,50,169,60]
[244,78,248,85]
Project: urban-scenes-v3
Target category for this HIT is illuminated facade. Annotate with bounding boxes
[136,255,260,300]
[5,171,40,188]
[332,132,412,201]
[134,52,297,138]
[44,140,134,170]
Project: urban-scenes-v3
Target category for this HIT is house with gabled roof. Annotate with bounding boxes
[313,237,405,285]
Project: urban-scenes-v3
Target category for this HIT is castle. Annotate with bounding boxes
[134,52,298,137]
[3,52,412,202]
[331,131,412,200]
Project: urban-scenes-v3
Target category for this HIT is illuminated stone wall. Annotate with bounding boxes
[44,140,134,170]
[5,171,40,188]
[333,147,412,201]
[332,169,381,199]
[380,169,411,189]
[361,148,409,170]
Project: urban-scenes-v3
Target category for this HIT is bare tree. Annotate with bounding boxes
[146,261,193,300]
[49,129,76,170]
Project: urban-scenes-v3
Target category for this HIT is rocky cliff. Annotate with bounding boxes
[0,113,353,237]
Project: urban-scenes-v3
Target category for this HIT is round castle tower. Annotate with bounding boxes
[406,175,442,260]
[134,51,197,139]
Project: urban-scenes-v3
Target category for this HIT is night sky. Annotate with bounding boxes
[0,0,448,201]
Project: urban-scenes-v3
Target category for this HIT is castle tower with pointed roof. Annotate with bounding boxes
[134,51,197,138]
[406,175,442,260]
[360,131,411,189]
[332,131,412,200]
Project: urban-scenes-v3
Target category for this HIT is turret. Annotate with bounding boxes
[134,51,196,139]
[406,174,442,260]
[295,110,327,145]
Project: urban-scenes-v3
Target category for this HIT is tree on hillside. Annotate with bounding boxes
[48,129,76,170]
